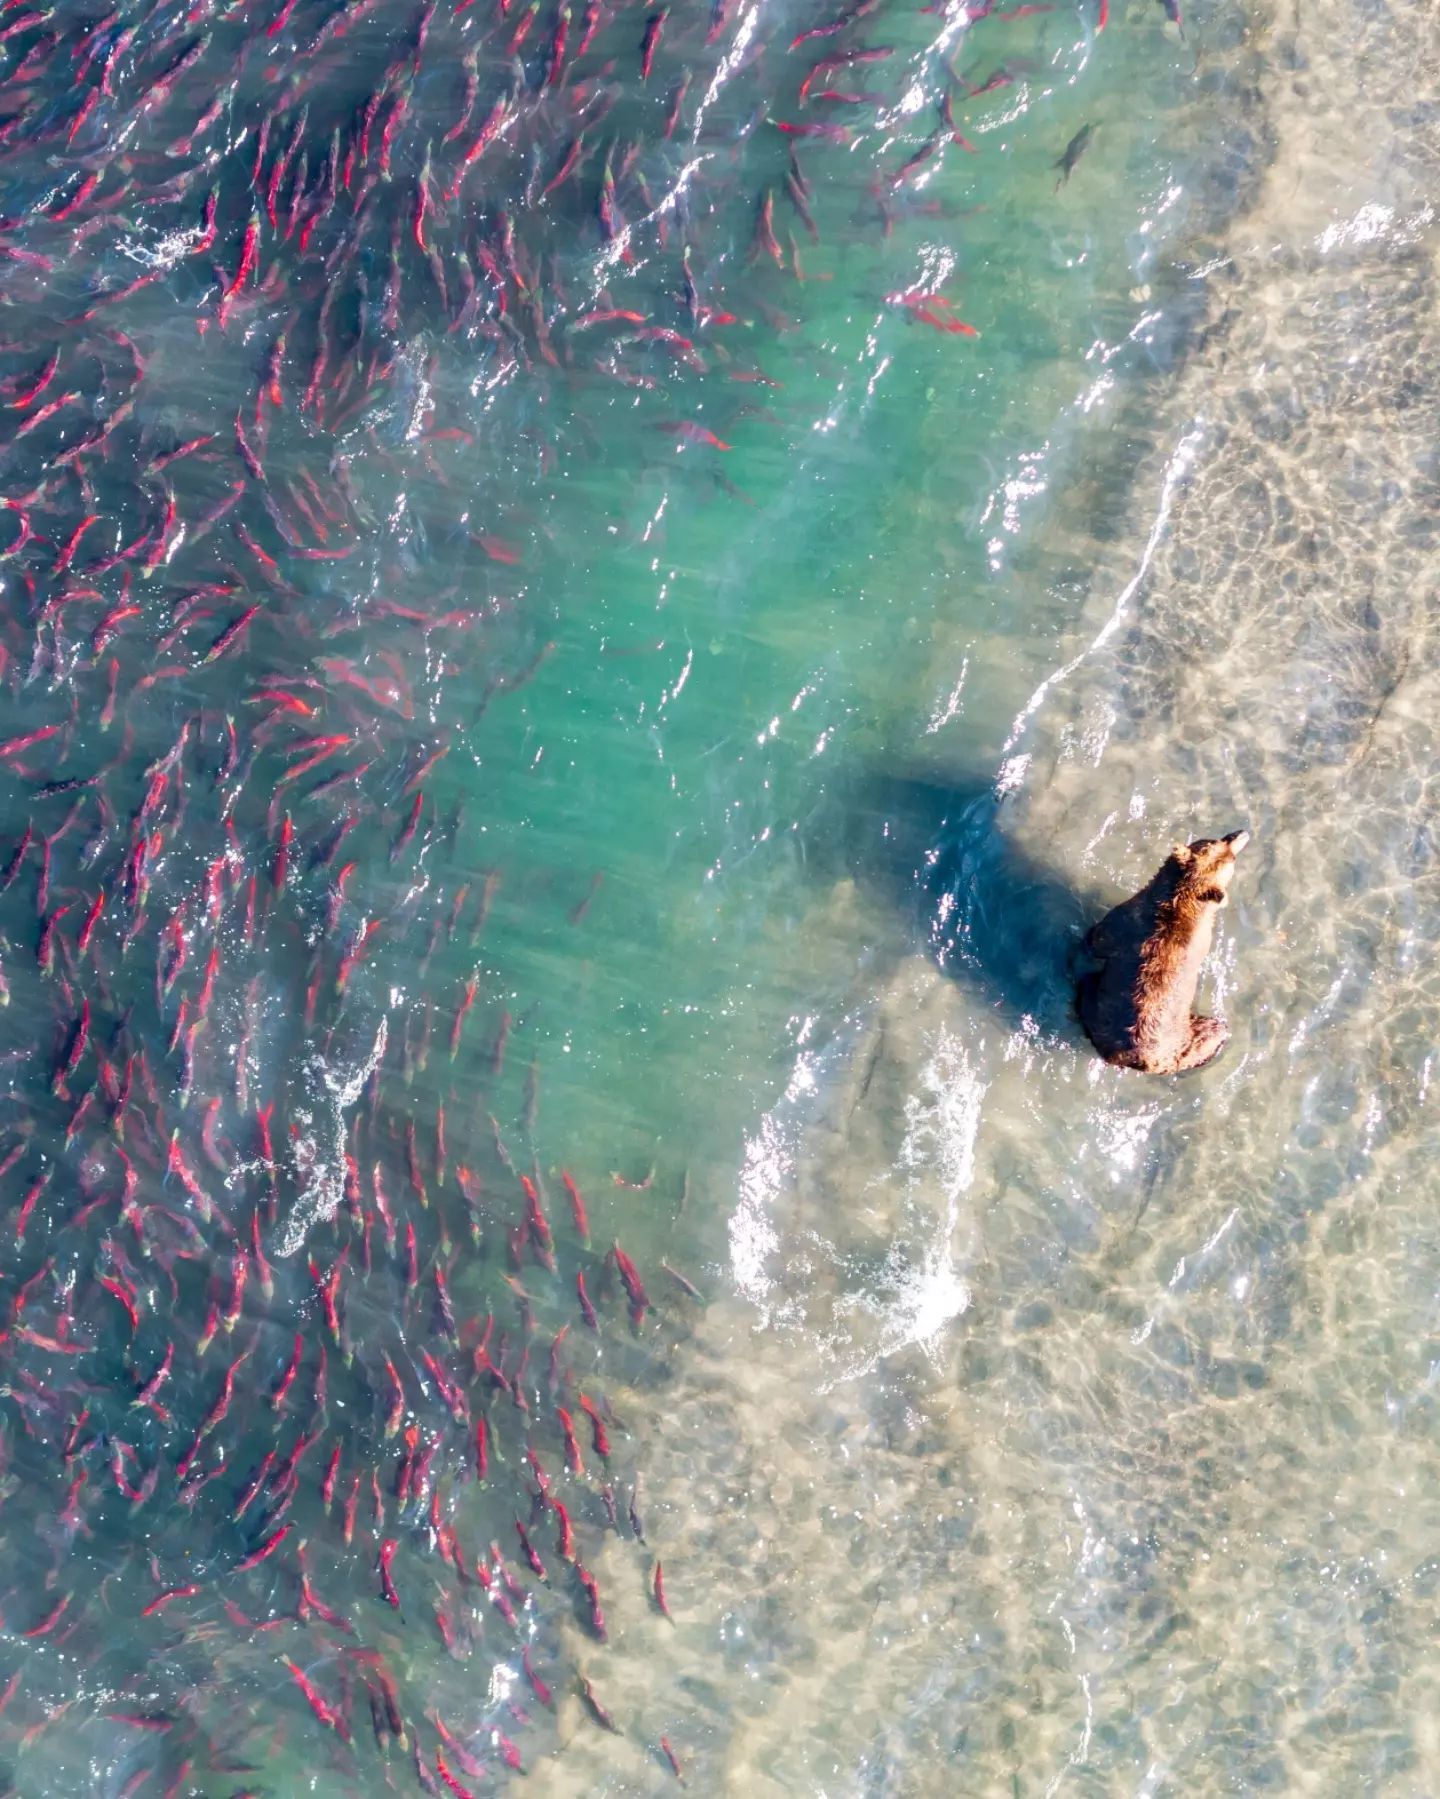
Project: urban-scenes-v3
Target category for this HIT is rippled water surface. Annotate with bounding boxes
[0,0,1434,1791]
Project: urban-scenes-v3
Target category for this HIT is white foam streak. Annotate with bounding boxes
[1001,415,1207,759]
[276,1014,388,1259]
[822,1027,981,1388]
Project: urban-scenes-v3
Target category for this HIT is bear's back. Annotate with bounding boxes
[1079,868,1215,1073]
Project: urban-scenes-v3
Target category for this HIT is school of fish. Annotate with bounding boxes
[0,0,1160,1786]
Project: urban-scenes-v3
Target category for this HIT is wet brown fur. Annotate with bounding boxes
[1077,833,1247,1075]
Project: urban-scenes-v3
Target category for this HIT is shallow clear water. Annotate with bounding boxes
[0,0,1433,1791]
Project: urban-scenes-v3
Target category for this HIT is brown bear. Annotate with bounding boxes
[1077,830,1249,1075]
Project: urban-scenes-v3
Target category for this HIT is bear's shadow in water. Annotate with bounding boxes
[847,770,1098,1045]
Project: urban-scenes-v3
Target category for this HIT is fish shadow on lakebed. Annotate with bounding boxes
[843,769,1098,1045]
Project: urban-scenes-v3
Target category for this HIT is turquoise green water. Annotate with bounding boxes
[471,26,1221,1189]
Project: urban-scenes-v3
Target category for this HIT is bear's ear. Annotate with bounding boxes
[1197,883,1226,905]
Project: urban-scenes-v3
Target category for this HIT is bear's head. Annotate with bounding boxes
[1169,829,1249,906]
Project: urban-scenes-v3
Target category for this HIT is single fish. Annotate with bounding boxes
[1054,123,1095,189]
